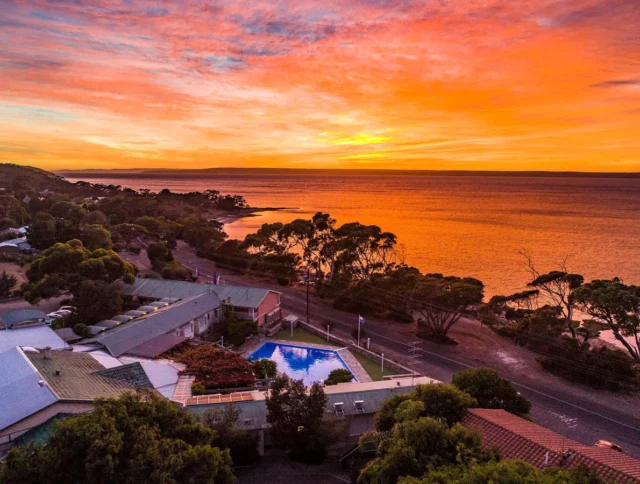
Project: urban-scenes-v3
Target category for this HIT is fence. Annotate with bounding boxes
[298,321,416,375]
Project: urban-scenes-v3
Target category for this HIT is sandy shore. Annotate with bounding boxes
[211,207,293,224]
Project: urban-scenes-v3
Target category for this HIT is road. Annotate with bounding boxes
[172,241,640,458]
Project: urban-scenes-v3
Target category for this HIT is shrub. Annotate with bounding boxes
[277,277,290,286]
[129,246,141,254]
[191,382,206,395]
[325,368,354,385]
[538,337,639,392]
[253,359,277,379]
[72,323,91,339]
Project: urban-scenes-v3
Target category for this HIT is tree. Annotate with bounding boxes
[266,375,345,463]
[22,240,135,303]
[334,222,398,280]
[84,209,108,226]
[50,201,88,227]
[0,270,17,298]
[0,195,29,226]
[111,223,148,247]
[523,253,584,339]
[401,460,606,484]
[358,417,490,484]
[374,383,476,431]
[452,368,531,416]
[573,279,640,363]
[82,224,113,251]
[0,392,236,484]
[325,368,354,385]
[147,241,174,266]
[71,280,124,325]
[414,274,484,343]
[197,404,260,466]
[252,359,277,379]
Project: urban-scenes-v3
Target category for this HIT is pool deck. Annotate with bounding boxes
[242,336,372,383]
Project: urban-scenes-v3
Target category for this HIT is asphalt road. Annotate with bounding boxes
[173,242,640,459]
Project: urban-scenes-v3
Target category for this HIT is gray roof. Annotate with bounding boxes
[125,334,188,358]
[54,327,83,343]
[0,347,58,431]
[94,362,153,388]
[0,309,47,328]
[0,326,66,353]
[95,320,120,329]
[86,293,219,357]
[123,277,276,309]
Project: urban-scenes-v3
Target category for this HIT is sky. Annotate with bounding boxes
[1,0,639,172]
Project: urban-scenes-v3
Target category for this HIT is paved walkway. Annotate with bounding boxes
[173,375,195,403]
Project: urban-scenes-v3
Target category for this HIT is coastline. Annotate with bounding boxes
[211,207,294,224]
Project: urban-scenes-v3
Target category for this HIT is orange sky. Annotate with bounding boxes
[1,0,639,171]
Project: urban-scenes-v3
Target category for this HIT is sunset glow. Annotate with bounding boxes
[1,0,639,171]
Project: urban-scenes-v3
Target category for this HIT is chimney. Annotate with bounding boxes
[44,346,52,359]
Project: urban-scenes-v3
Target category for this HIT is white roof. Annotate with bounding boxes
[0,347,58,430]
[0,326,66,353]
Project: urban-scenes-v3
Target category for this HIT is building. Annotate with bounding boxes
[0,236,32,254]
[123,277,281,326]
[0,309,47,329]
[186,376,439,455]
[0,347,147,450]
[0,325,66,353]
[83,293,219,357]
[462,408,640,484]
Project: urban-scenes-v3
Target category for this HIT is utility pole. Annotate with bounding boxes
[306,267,310,324]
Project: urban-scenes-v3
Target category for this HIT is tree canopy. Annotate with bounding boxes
[452,368,531,416]
[573,278,640,362]
[0,392,236,484]
[22,239,135,303]
[265,375,345,463]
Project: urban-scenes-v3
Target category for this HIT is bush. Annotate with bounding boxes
[325,368,354,385]
[129,246,141,254]
[253,359,277,379]
[538,337,639,392]
[191,382,206,395]
[72,323,91,339]
[277,277,290,286]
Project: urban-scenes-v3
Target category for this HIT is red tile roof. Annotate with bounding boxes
[463,409,640,484]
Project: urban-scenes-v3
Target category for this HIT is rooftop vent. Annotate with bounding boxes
[55,369,61,376]
[38,380,46,387]
[44,346,52,359]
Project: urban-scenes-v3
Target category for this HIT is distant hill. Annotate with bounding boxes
[57,167,640,179]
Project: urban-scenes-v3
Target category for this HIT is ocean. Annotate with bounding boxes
[64,172,640,297]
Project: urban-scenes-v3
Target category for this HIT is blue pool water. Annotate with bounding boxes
[248,342,356,385]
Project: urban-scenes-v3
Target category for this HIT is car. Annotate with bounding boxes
[595,440,623,452]
[46,312,63,319]
[40,316,57,326]
[55,309,72,316]
[59,306,76,312]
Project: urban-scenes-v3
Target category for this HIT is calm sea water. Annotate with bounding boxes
[66,173,640,296]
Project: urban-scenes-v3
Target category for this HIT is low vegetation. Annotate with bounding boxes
[167,344,256,390]
[324,368,354,385]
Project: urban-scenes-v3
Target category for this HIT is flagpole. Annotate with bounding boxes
[357,315,361,347]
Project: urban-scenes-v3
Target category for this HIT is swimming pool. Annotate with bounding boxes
[248,342,356,385]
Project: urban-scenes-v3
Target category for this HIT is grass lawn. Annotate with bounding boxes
[273,329,397,381]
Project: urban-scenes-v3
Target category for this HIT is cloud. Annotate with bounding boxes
[591,79,640,88]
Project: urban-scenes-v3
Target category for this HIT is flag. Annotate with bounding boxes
[359,315,365,325]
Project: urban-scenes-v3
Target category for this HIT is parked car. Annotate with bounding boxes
[54,309,72,316]
[59,306,77,312]
[46,312,63,320]
[40,316,57,326]
[595,440,623,452]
